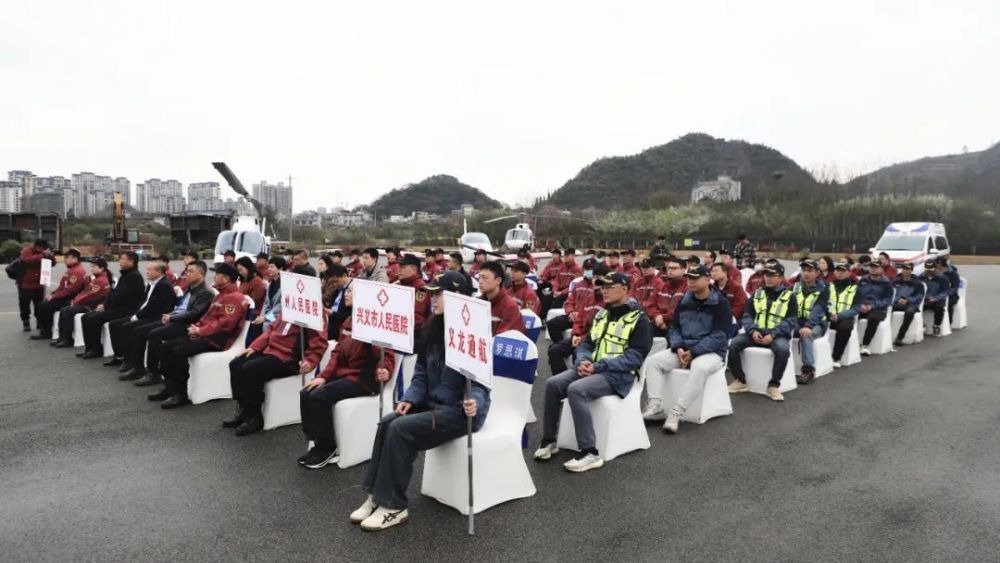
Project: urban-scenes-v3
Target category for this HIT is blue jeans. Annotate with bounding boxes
[797,324,827,368]
[542,369,617,453]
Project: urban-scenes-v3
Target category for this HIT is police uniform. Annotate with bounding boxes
[728,264,798,391]
[827,266,860,362]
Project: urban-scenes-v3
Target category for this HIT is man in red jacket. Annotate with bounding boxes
[546,257,598,343]
[299,285,396,469]
[31,248,86,340]
[395,254,430,349]
[654,256,689,337]
[16,239,53,331]
[226,312,329,436]
[620,249,642,287]
[385,247,401,284]
[552,248,583,309]
[508,261,540,315]
[52,259,112,348]
[477,261,525,335]
[631,258,664,319]
[718,249,743,287]
[710,263,747,321]
[546,264,610,375]
[151,263,249,409]
[537,248,562,319]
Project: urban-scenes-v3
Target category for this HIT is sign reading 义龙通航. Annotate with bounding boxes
[443,292,493,388]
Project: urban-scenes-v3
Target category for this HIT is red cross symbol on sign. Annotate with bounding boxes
[461,303,471,326]
[296,279,305,294]
[377,289,389,307]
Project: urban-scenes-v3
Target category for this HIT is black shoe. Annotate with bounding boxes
[303,449,340,470]
[103,357,124,367]
[30,331,53,340]
[118,368,143,381]
[222,408,245,429]
[118,362,134,373]
[160,395,191,409]
[54,339,74,348]
[134,373,161,387]
[796,365,815,385]
[893,339,903,347]
[147,388,171,401]
[80,350,101,359]
[22,323,31,332]
[234,416,264,436]
[297,449,313,465]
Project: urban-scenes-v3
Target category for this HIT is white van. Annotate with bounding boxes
[871,222,950,274]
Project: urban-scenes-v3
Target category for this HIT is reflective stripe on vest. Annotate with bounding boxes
[589,309,642,373]
[752,288,792,330]
[794,283,824,320]
[829,283,857,315]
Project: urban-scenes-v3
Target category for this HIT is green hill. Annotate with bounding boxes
[546,133,821,209]
[368,175,504,217]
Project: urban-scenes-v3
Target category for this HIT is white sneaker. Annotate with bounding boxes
[766,387,785,402]
[662,409,681,434]
[860,346,871,356]
[727,381,749,393]
[564,452,604,473]
[833,361,842,369]
[349,495,378,524]
[360,506,409,531]
[533,442,559,461]
[642,399,665,421]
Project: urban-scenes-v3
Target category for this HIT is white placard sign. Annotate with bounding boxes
[40,258,53,287]
[443,292,493,388]
[279,271,325,331]
[351,278,415,354]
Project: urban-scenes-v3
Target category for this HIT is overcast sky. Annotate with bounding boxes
[2,1,997,211]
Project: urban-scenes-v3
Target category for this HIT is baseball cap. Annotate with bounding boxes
[583,257,598,269]
[595,271,631,288]
[834,262,849,271]
[901,262,914,270]
[685,265,710,278]
[622,249,636,256]
[423,271,472,296]
[400,254,421,268]
[211,262,239,281]
[924,259,937,269]
[764,263,785,276]
[800,259,819,270]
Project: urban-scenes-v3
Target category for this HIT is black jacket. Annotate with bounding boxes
[104,266,145,317]
[293,264,317,277]
[168,281,213,325]
[135,277,178,321]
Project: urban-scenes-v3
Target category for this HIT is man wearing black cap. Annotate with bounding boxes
[892,262,925,345]
[727,262,798,401]
[791,259,829,383]
[919,259,950,336]
[936,256,960,324]
[79,252,146,359]
[534,271,652,472]
[151,262,250,408]
[547,257,598,342]
[350,270,488,531]
[642,265,731,431]
[30,248,86,340]
[855,261,894,355]
[395,254,430,348]
[827,262,860,367]
[508,261,539,315]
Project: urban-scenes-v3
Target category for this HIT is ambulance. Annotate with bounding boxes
[870,222,950,275]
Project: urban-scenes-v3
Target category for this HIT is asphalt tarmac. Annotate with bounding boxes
[2,261,998,562]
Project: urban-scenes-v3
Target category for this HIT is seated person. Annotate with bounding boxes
[546,258,597,342]
[105,260,176,368]
[349,271,489,531]
[476,261,526,335]
[856,262,893,355]
[827,263,860,366]
[936,256,961,322]
[727,263,798,401]
[78,252,145,359]
[641,265,731,433]
[149,263,249,409]
[919,259,950,336]
[31,248,87,341]
[533,272,652,473]
[298,285,395,468]
[792,259,829,383]
[653,256,688,337]
[507,261,540,315]
[52,258,112,348]
[892,262,925,345]
[547,264,610,376]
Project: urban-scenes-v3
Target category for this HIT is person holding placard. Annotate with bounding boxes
[394,254,430,349]
[16,239,53,332]
[299,285,395,468]
[350,271,488,532]
[534,271,652,473]
[31,248,86,341]
[476,261,526,336]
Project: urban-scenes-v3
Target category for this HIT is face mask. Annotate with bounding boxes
[583,270,594,280]
[753,264,763,272]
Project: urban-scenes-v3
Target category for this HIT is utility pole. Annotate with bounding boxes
[287,174,293,242]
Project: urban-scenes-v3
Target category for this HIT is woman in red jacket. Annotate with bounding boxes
[236,256,266,312]
[52,259,112,348]
[298,285,395,469]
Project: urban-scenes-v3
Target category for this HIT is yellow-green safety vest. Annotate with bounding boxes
[794,283,825,321]
[752,288,792,330]
[590,308,643,374]
[829,283,857,315]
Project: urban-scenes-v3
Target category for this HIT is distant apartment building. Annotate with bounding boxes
[252,180,292,219]
[692,175,742,203]
[187,181,223,211]
[30,175,72,216]
[70,172,130,216]
[0,181,23,212]
[136,178,184,214]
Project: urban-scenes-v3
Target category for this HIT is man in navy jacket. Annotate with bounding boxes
[641,265,731,433]
[856,262,894,355]
[920,259,950,335]
[892,262,925,345]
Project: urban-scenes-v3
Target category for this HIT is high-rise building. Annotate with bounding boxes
[252,180,292,219]
[0,181,24,212]
[30,176,72,216]
[136,178,184,215]
[71,172,127,216]
[187,181,224,211]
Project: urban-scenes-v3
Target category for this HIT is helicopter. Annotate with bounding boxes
[483,211,594,252]
[210,162,272,263]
